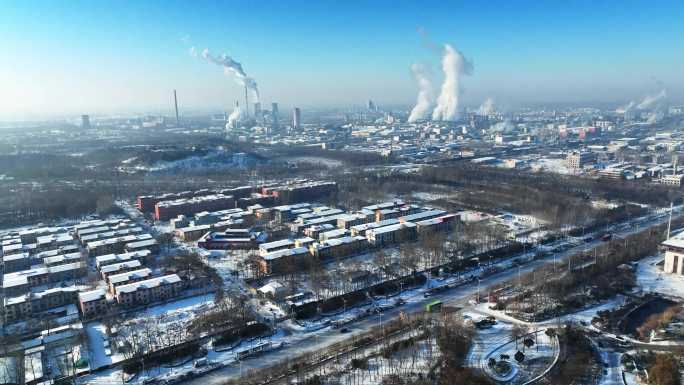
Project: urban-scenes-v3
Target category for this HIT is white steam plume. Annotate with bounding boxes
[637,89,667,109]
[478,98,494,115]
[407,63,435,123]
[227,105,245,128]
[432,44,473,121]
[193,47,260,103]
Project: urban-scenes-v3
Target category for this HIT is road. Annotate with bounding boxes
[184,206,683,385]
[598,348,624,385]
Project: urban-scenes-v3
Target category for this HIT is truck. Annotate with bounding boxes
[426,300,443,313]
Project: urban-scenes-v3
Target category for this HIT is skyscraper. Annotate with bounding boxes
[254,102,261,117]
[293,107,301,130]
[81,114,91,129]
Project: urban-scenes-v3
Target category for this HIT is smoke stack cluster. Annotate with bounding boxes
[408,39,472,123]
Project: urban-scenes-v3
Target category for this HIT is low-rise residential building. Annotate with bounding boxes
[2,263,86,296]
[415,214,458,235]
[42,252,83,267]
[259,239,295,256]
[94,250,151,268]
[99,260,143,279]
[310,235,367,261]
[114,274,183,307]
[336,213,368,229]
[125,239,160,254]
[155,194,236,221]
[2,252,31,273]
[87,234,152,256]
[318,228,348,241]
[4,286,80,323]
[35,233,75,253]
[258,247,311,275]
[366,222,417,246]
[79,227,143,247]
[78,289,108,319]
[350,218,400,236]
[107,268,153,292]
[197,230,256,250]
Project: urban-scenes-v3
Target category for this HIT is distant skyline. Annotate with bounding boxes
[1,0,683,120]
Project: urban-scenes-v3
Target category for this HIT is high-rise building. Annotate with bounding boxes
[367,99,377,112]
[271,102,279,128]
[81,115,91,129]
[293,107,301,130]
[254,102,261,117]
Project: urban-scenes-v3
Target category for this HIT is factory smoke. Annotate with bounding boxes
[407,63,435,123]
[637,89,667,109]
[431,44,473,121]
[227,103,246,128]
[618,89,668,123]
[478,98,495,115]
[191,47,260,103]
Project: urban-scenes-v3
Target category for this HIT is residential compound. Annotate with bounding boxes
[249,199,458,275]
[137,180,337,221]
[1,218,168,327]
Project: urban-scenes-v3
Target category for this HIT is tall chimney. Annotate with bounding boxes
[173,89,180,126]
[244,86,249,117]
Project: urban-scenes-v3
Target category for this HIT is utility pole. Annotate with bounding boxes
[667,201,673,239]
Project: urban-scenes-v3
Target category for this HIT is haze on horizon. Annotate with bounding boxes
[1,0,683,121]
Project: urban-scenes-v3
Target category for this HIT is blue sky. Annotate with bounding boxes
[1,0,682,119]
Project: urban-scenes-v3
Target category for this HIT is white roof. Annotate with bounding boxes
[262,246,310,261]
[108,268,152,285]
[100,260,142,275]
[115,274,181,294]
[78,288,106,303]
[367,222,416,236]
[260,239,295,250]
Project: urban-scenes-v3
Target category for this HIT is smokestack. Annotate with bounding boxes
[173,90,180,125]
[244,86,249,117]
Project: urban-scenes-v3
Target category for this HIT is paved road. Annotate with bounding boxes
[185,207,682,385]
[598,349,624,385]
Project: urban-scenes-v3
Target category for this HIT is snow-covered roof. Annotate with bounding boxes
[115,274,181,294]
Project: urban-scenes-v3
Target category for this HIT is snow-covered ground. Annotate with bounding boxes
[464,310,559,385]
[78,206,684,385]
[529,158,575,175]
[636,254,684,298]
